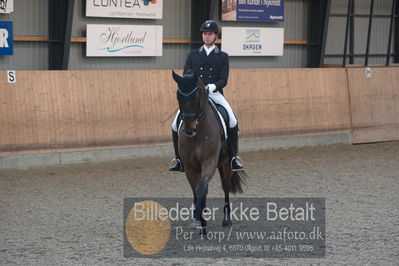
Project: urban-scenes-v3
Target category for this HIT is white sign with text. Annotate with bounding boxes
[86,24,163,57]
[221,27,284,56]
[0,0,14,14]
[86,0,162,19]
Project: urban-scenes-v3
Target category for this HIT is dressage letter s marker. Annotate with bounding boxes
[7,70,16,83]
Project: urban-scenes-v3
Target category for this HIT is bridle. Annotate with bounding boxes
[177,86,207,133]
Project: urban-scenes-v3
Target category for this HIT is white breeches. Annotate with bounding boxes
[172,91,237,132]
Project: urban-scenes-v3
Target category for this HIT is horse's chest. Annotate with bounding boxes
[200,135,219,148]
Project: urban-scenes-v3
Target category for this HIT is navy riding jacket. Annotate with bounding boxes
[183,45,229,95]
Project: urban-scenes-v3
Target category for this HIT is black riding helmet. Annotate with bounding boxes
[200,20,220,34]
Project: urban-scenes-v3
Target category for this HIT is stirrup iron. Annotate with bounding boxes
[169,158,184,172]
[230,156,244,171]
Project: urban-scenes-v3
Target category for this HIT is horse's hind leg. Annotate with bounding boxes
[219,165,232,227]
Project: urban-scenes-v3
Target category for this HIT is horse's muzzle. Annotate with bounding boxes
[184,128,197,137]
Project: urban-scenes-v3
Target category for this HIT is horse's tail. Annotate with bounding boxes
[230,170,247,194]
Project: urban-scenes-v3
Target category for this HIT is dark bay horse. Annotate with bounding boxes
[172,71,246,237]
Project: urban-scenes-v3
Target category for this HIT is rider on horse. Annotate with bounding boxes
[170,20,244,172]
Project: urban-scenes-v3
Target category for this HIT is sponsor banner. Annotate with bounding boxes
[86,24,162,57]
[0,21,13,55]
[86,0,162,19]
[222,27,283,56]
[0,0,14,14]
[124,198,326,258]
[221,0,284,22]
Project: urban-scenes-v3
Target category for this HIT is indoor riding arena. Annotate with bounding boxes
[1,1,398,265]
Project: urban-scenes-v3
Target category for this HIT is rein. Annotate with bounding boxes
[160,107,179,124]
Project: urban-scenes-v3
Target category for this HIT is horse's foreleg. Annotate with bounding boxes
[185,149,217,237]
[194,177,209,232]
[192,189,197,219]
[189,186,203,229]
[188,173,202,229]
[199,185,208,239]
[195,162,217,238]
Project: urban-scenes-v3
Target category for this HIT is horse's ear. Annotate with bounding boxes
[172,70,181,84]
[197,77,205,89]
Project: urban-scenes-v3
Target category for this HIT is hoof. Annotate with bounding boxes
[200,233,208,240]
[189,219,202,229]
[222,219,232,227]
[200,227,208,240]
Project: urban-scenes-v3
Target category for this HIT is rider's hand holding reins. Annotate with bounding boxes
[206,84,217,93]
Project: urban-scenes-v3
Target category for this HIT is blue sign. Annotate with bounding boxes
[222,0,284,22]
[0,21,13,55]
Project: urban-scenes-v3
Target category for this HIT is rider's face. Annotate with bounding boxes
[202,32,217,47]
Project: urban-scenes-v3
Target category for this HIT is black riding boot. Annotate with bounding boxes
[169,131,184,172]
[228,126,244,171]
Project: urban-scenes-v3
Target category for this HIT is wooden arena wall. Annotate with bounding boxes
[226,68,351,139]
[347,67,399,144]
[0,68,397,156]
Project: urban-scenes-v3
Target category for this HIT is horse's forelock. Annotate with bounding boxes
[177,87,199,104]
[176,77,199,105]
[177,76,197,94]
